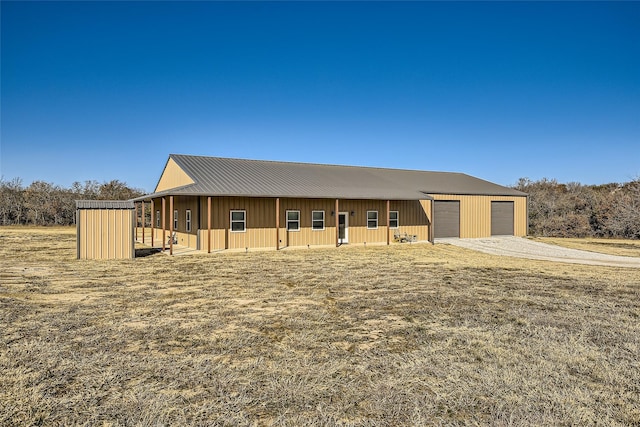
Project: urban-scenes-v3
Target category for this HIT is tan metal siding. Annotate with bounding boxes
[431,194,527,238]
[150,196,434,252]
[195,197,278,251]
[77,208,134,259]
[278,199,336,248]
[152,196,200,247]
[340,200,385,244]
[190,197,432,251]
[389,200,431,242]
[155,194,547,248]
[155,157,195,192]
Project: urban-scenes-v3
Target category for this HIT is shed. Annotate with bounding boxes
[76,200,135,259]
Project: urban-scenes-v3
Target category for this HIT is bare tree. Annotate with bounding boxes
[606,179,640,239]
[513,177,635,239]
[98,180,143,200]
[1,177,144,226]
[24,181,56,225]
[0,177,25,225]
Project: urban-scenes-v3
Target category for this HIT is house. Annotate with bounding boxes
[132,154,527,255]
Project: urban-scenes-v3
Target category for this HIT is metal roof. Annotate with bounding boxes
[134,154,526,201]
[76,200,135,209]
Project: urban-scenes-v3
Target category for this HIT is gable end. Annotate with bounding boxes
[154,157,196,192]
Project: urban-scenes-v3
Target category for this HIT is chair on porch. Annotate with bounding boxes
[393,231,418,243]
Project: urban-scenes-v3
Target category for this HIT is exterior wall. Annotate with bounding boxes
[430,194,527,237]
[152,196,200,248]
[148,194,526,249]
[77,208,134,259]
[203,197,278,250]
[155,158,195,192]
[339,200,430,244]
[393,199,432,242]
[151,196,432,251]
[278,198,335,248]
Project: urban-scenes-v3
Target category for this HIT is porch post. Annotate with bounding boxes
[150,199,155,247]
[162,197,166,252]
[135,202,139,241]
[335,198,339,247]
[207,196,211,253]
[430,199,435,244]
[169,195,174,256]
[142,201,145,244]
[386,199,390,245]
[275,197,280,250]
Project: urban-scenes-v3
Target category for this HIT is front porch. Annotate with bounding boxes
[132,196,433,255]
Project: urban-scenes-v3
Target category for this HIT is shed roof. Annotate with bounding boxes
[135,154,526,201]
[76,200,135,209]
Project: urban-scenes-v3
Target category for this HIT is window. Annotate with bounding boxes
[367,211,378,229]
[156,210,160,228]
[186,209,192,232]
[287,210,300,231]
[389,211,399,229]
[312,210,325,230]
[173,210,178,230]
[230,210,246,232]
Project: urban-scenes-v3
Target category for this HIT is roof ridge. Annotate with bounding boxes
[169,153,462,175]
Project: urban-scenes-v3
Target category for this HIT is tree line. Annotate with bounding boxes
[514,177,640,239]
[0,178,144,226]
[1,176,639,239]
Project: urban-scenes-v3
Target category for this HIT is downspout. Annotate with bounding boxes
[430,199,435,244]
[76,206,80,259]
[207,196,212,253]
[150,199,155,247]
[169,196,174,256]
[335,199,339,247]
[162,197,166,252]
[132,208,136,259]
[275,198,280,250]
[197,196,201,250]
[386,199,390,245]
[526,194,530,237]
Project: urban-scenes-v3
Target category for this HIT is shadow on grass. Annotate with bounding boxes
[135,247,162,258]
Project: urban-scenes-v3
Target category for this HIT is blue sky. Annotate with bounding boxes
[2,1,639,192]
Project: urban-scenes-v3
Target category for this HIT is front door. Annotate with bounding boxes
[338,212,349,244]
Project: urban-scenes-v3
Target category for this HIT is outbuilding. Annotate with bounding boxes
[133,154,528,254]
[76,200,135,259]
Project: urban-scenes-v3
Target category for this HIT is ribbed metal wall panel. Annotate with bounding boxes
[431,194,527,237]
[156,196,432,251]
[155,157,195,192]
[77,206,134,259]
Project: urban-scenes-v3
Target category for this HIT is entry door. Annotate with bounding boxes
[338,212,349,244]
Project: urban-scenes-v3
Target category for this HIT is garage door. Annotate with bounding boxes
[491,201,514,236]
[434,201,460,238]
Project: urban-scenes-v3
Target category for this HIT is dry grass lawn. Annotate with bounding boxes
[1,227,639,426]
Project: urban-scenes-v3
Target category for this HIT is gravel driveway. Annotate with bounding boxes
[436,236,640,268]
